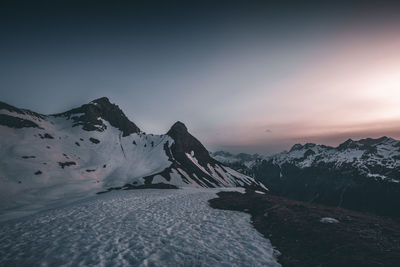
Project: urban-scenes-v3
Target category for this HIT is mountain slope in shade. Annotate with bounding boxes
[0,97,265,220]
[143,121,260,189]
[212,138,400,217]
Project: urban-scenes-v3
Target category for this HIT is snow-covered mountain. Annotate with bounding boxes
[270,137,400,182]
[213,138,400,217]
[211,151,261,176]
[212,151,260,167]
[0,97,265,219]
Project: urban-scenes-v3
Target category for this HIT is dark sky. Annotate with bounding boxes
[1,1,400,154]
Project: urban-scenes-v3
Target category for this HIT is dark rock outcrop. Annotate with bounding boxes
[167,121,218,167]
[58,161,77,169]
[97,183,179,194]
[89,137,100,144]
[0,114,42,129]
[39,133,54,139]
[54,97,140,136]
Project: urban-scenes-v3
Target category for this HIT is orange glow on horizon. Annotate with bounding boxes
[204,27,400,151]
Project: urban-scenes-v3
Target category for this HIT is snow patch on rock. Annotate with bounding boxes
[320,217,340,224]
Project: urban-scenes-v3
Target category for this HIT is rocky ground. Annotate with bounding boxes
[209,190,400,267]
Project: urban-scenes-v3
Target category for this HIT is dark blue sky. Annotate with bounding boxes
[1,1,400,154]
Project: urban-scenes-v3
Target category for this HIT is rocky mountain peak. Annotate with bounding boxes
[337,138,358,151]
[167,121,188,135]
[289,143,304,152]
[166,121,217,166]
[90,97,113,107]
[55,97,140,136]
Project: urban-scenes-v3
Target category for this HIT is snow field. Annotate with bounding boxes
[0,188,280,267]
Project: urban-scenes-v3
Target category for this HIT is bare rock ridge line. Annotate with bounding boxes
[53,97,141,137]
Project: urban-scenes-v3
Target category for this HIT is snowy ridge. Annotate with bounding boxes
[269,137,400,182]
[211,151,260,169]
[0,98,265,220]
[213,137,400,183]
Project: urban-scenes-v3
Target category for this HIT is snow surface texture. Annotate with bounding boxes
[0,188,280,267]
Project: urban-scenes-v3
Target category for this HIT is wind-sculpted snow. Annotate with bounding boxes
[0,188,280,267]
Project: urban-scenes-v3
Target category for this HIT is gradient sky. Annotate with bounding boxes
[1,1,400,154]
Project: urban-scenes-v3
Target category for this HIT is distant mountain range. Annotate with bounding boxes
[212,137,400,217]
[0,97,265,218]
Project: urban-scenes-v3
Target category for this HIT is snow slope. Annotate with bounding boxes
[0,98,265,220]
[0,115,173,220]
[0,188,280,267]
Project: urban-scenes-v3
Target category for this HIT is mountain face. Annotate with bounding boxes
[141,121,261,188]
[213,138,400,217]
[54,97,141,136]
[0,97,265,218]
